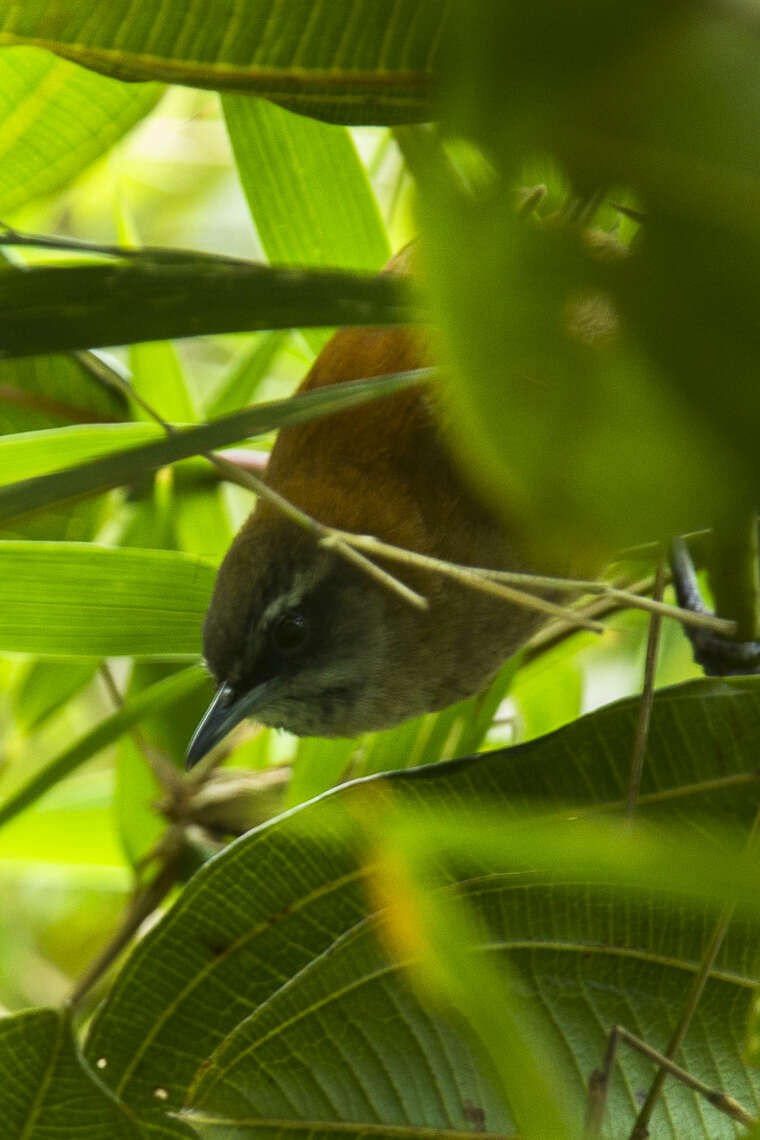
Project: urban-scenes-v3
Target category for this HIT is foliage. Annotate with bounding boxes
[1,4,760,1140]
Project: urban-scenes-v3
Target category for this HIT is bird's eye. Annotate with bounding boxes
[270,611,310,655]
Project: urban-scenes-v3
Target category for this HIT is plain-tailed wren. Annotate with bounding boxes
[187,246,547,766]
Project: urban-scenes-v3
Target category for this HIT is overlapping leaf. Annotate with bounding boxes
[0,1009,192,1138]
[0,370,426,523]
[0,1,449,124]
[84,678,760,1139]
[0,47,159,217]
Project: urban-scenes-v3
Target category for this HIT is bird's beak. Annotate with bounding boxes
[186,680,278,769]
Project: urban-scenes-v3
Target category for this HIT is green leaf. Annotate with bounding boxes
[131,340,197,424]
[0,350,126,434]
[0,1009,144,1139]
[223,96,390,352]
[0,47,160,217]
[206,332,288,419]
[0,665,208,830]
[13,658,97,731]
[0,369,426,523]
[0,255,413,357]
[0,2,448,125]
[85,678,760,1139]
[0,542,215,656]
[0,423,165,487]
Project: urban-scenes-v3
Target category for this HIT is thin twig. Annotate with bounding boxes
[327,530,605,632]
[626,555,666,821]
[332,530,737,637]
[628,802,760,1138]
[586,1024,756,1137]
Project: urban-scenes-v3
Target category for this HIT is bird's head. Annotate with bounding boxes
[186,508,423,767]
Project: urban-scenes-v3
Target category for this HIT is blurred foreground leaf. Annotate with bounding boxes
[83,678,760,1139]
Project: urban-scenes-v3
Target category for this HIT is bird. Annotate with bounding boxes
[186,244,553,767]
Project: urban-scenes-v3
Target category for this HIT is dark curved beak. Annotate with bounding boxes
[185,679,278,769]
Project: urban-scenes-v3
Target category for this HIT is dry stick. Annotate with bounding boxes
[628,802,760,1140]
[626,556,667,822]
[323,531,604,631]
[524,575,657,659]
[331,530,736,637]
[585,1025,756,1137]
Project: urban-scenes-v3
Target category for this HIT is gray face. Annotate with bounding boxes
[187,532,398,766]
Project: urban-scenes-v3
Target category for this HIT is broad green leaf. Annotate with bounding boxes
[85,678,760,1139]
[0,254,414,357]
[0,350,126,434]
[0,47,159,217]
[0,369,426,522]
[0,666,209,830]
[0,2,448,125]
[0,422,165,486]
[0,1009,149,1139]
[0,542,215,656]
[223,96,390,352]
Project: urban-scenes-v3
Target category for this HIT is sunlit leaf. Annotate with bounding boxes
[0,351,126,434]
[13,658,97,732]
[0,1,449,124]
[0,423,164,487]
[0,47,159,217]
[223,95,390,353]
[0,542,215,656]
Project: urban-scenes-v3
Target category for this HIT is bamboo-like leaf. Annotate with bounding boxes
[0,47,160,216]
[0,423,164,487]
[223,95,390,356]
[0,1,449,124]
[0,369,427,522]
[0,542,215,656]
[0,255,414,358]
